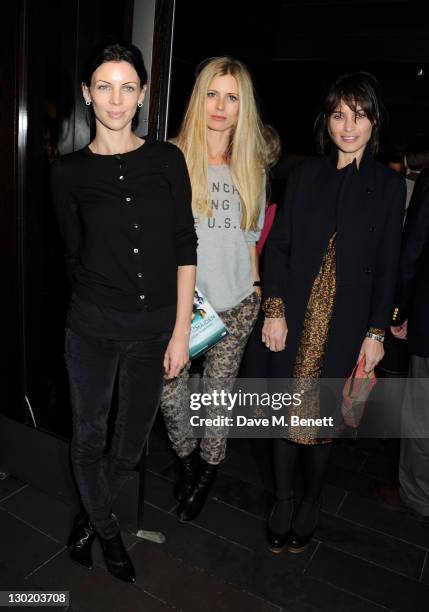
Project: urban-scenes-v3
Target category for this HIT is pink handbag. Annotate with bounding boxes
[341,358,377,428]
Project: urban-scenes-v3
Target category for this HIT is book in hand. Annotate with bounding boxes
[189,287,229,359]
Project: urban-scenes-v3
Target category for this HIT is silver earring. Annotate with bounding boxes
[137,101,143,108]
[85,100,91,106]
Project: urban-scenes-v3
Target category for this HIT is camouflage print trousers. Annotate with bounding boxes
[160,291,261,464]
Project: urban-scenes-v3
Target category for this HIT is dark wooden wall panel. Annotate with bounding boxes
[149,0,175,139]
[1,3,24,422]
[3,0,145,439]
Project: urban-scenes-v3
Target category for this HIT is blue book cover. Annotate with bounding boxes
[189,287,229,359]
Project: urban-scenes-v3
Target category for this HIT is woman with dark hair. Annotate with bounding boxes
[51,39,197,582]
[262,72,405,553]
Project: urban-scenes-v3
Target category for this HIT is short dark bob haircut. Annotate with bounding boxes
[315,72,384,155]
[82,38,148,132]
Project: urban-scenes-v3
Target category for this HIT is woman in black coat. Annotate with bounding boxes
[262,73,405,553]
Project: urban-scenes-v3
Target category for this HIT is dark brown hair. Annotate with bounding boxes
[315,72,384,154]
[82,38,147,133]
[406,135,429,171]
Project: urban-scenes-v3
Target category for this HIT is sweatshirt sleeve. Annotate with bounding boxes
[50,159,81,283]
[170,146,198,266]
[244,173,267,244]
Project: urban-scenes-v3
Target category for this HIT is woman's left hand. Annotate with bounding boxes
[358,337,384,373]
[163,334,189,379]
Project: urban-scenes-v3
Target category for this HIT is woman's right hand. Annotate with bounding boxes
[262,317,288,352]
[163,333,189,379]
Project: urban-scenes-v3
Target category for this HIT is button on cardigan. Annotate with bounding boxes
[51,140,197,311]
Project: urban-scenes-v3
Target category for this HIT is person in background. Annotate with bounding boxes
[239,124,283,378]
[257,124,282,258]
[262,72,405,553]
[378,163,429,520]
[404,135,429,210]
[161,56,266,522]
[376,137,429,387]
[51,39,196,582]
[387,143,406,176]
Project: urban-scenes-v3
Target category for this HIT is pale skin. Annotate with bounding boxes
[262,99,384,372]
[163,265,196,380]
[206,74,261,294]
[82,60,196,378]
[391,321,408,340]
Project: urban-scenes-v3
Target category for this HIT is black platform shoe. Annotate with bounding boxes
[99,531,136,583]
[285,528,314,553]
[266,496,294,554]
[177,459,218,522]
[68,512,95,569]
[286,498,321,554]
[174,448,199,502]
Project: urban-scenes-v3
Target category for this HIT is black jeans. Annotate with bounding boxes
[65,327,170,538]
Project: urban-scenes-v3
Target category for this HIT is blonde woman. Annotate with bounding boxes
[161,57,267,521]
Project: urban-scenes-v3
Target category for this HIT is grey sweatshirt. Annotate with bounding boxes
[194,165,265,312]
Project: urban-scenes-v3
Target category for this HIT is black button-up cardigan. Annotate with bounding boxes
[51,140,197,311]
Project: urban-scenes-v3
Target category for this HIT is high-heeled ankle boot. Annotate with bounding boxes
[286,497,321,553]
[177,459,218,522]
[174,448,199,502]
[99,531,136,583]
[266,495,294,553]
[67,512,95,569]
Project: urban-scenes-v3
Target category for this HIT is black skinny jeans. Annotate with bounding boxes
[65,327,170,538]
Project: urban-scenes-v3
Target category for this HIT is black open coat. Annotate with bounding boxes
[263,148,405,379]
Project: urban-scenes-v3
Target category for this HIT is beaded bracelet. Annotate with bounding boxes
[368,327,385,336]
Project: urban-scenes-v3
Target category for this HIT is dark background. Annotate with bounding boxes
[169,0,429,159]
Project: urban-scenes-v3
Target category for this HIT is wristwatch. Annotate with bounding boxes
[366,331,384,343]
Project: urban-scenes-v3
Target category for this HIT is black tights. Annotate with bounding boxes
[269,439,332,532]
[272,438,332,499]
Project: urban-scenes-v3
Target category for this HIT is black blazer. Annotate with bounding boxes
[263,147,405,378]
[392,169,429,357]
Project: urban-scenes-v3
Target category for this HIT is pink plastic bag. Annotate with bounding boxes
[341,358,377,428]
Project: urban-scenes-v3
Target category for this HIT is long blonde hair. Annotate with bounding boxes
[175,57,266,231]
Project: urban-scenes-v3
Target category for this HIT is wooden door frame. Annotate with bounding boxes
[148,0,176,140]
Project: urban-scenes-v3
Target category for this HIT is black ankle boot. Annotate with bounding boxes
[174,448,199,502]
[99,531,136,583]
[286,498,321,553]
[177,459,218,521]
[68,512,95,569]
[266,495,294,554]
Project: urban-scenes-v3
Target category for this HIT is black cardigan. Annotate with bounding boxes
[264,147,405,378]
[51,140,197,311]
